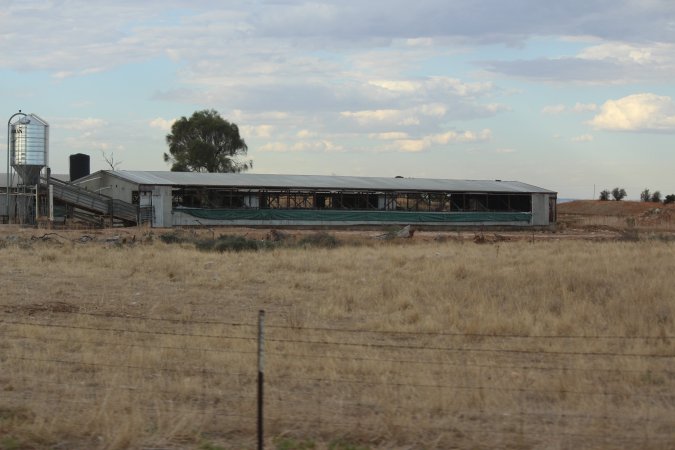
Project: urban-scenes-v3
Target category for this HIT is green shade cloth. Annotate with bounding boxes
[178,208,531,223]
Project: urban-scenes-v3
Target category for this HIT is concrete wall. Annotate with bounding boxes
[531,193,555,226]
[75,172,137,203]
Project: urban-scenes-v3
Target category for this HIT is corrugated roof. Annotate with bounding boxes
[107,170,555,194]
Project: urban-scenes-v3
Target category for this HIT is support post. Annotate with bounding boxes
[35,183,39,225]
[48,184,54,223]
[257,309,265,450]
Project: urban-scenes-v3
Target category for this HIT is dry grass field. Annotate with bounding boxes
[558,200,675,232]
[0,225,673,450]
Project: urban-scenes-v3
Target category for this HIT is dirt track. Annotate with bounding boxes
[1,223,667,247]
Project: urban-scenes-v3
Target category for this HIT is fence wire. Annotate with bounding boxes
[1,309,673,449]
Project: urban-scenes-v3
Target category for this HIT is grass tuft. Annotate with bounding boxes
[274,437,316,450]
[298,232,341,248]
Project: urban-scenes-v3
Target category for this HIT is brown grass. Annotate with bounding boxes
[0,229,673,449]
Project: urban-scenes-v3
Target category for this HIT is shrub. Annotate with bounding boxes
[159,232,191,244]
[196,235,274,252]
[298,232,341,248]
[195,239,214,252]
[599,189,610,201]
[214,235,261,252]
[664,194,675,205]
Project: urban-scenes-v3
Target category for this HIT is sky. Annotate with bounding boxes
[1,0,674,200]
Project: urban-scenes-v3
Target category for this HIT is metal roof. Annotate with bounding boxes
[106,170,555,194]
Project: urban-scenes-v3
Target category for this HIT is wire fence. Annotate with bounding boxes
[1,307,673,449]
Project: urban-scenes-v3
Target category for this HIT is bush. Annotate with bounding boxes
[664,194,675,205]
[194,239,216,252]
[159,232,191,244]
[599,189,610,201]
[215,235,260,252]
[196,235,274,252]
[298,232,341,248]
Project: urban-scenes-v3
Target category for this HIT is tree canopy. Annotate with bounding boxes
[640,188,651,202]
[611,187,627,201]
[163,110,251,173]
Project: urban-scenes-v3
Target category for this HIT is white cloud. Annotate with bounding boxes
[370,132,409,140]
[257,139,344,153]
[578,42,673,65]
[395,140,427,153]
[296,129,314,138]
[149,117,176,131]
[431,129,492,144]
[542,104,566,115]
[571,134,594,142]
[589,93,675,132]
[393,129,492,153]
[543,102,597,115]
[572,102,597,112]
[339,100,498,130]
[369,80,420,93]
[403,37,435,47]
[425,77,493,97]
[418,104,448,117]
[257,142,292,153]
[484,103,511,114]
[241,124,274,138]
[340,109,401,125]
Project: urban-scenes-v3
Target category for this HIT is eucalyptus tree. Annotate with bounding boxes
[163,109,251,173]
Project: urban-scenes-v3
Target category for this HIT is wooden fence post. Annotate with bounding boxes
[257,310,265,450]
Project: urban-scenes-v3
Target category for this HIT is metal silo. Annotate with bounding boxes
[9,113,49,185]
[5,111,50,224]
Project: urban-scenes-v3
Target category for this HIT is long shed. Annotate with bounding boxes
[74,170,557,228]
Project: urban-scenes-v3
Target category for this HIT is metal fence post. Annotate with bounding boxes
[257,310,265,450]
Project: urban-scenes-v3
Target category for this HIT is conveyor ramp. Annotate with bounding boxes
[46,178,138,225]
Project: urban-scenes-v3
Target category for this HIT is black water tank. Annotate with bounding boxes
[69,153,90,181]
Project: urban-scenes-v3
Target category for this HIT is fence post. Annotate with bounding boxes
[257,309,265,450]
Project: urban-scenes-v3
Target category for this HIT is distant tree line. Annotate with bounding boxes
[599,187,675,204]
[599,188,626,201]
